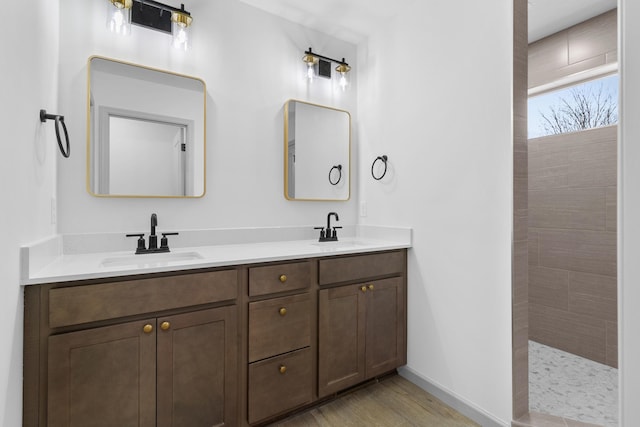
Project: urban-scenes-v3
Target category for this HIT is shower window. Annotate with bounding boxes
[528,73,619,139]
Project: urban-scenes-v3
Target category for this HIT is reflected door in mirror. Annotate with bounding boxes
[87,56,206,198]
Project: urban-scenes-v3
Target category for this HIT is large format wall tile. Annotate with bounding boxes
[605,187,617,232]
[528,230,539,266]
[529,266,569,310]
[568,10,617,65]
[528,140,569,190]
[529,187,606,230]
[529,303,606,364]
[529,9,616,89]
[568,138,617,188]
[528,128,617,367]
[568,271,617,322]
[537,229,616,277]
[606,321,618,368]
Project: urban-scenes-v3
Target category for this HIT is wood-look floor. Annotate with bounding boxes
[267,375,480,427]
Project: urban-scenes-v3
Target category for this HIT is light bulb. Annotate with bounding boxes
[335,62,351,91]
[339,73,347,90]
[171,10,192,50]
[107,1,131,36]
[307,62,315,80]
[172,24,190,50]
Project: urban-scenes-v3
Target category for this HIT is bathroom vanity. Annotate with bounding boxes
[22,237,408,427]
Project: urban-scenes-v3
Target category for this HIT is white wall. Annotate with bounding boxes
[57,0,358,235]
[619,1,640,425]
[0,0,60,425]
[13,2,640,426]
[357,2,513,424]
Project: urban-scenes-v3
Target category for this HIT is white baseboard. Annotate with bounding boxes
[399,366,509,427]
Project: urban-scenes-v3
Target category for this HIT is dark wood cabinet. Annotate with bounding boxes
[156,307,237,427]
[47,319,157,427]
[25,249,406,427]
[24,270,239,427]
[318,284,367,396]
[365,277,405,378]
[318,277,405,398]
[47,306,237,427]
[246,262,314,424]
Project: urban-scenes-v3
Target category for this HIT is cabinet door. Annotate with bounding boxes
[156,306,237,427]
[48,319,157,427]
[318,285,366,397]
[365,277,406,378]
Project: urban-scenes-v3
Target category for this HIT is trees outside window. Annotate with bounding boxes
[528,74,618,138]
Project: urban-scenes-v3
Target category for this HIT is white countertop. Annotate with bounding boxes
[21,226,412,285]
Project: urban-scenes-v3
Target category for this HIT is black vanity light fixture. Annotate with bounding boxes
[107,0,193,50]
[302,47,351,90]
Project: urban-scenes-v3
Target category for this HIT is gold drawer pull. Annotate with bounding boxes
[160,321,171,331]
[143,324,153,334]
[361,286,367,292]
[279,365,287,374]
[279,274,287,283]
[368,284,375,290]
[279,307,287,316]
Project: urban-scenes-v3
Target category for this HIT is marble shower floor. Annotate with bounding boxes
[529,341,618,427]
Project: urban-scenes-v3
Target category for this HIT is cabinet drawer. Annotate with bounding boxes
[249,261,310,296]
[248,348,312,424]
[49,269,238,328]
[248,293,310,362]
[319,250,405,285]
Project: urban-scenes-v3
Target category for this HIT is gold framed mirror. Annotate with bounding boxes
[87,56,206,198]
[284,99,351,201]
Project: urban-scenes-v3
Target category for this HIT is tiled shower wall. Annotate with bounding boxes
[528,125,617,368]
[528,9,617,90]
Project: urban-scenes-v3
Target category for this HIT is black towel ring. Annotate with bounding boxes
[40,109,70,158]
[371,155,388,180]
[329,164,342,185]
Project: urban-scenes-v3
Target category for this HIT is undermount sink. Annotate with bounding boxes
[310,240,366,251]
[100,251,204,268]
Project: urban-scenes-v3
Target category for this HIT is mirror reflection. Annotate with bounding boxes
[284,100,351,201]
[87,56,206,197]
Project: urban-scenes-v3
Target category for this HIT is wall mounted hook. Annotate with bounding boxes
[371,155,388,180]
[40,109,70,158]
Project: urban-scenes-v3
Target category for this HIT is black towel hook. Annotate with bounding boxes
[40,109,70,158]
[371,155,388,180]
[329,164,342,185]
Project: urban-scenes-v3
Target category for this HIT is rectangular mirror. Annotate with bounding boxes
[87,56,206,197]
[284,100,351,201]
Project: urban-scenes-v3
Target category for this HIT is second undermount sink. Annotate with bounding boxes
[100,251,204,268]
[310,240,366,251]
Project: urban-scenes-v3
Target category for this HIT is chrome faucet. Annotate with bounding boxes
[126,213,179,254]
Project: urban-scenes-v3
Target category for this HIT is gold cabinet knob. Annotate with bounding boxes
[368,284,375,290]
[279,365,287,374]
[143,324,153,334]
[279,274,287,283]
[361,286,367,292]
[160,321,171,331]
[279,307,287,316]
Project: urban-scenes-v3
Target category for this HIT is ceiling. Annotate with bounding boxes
[236,0,617,44]
[236,0,417,44]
